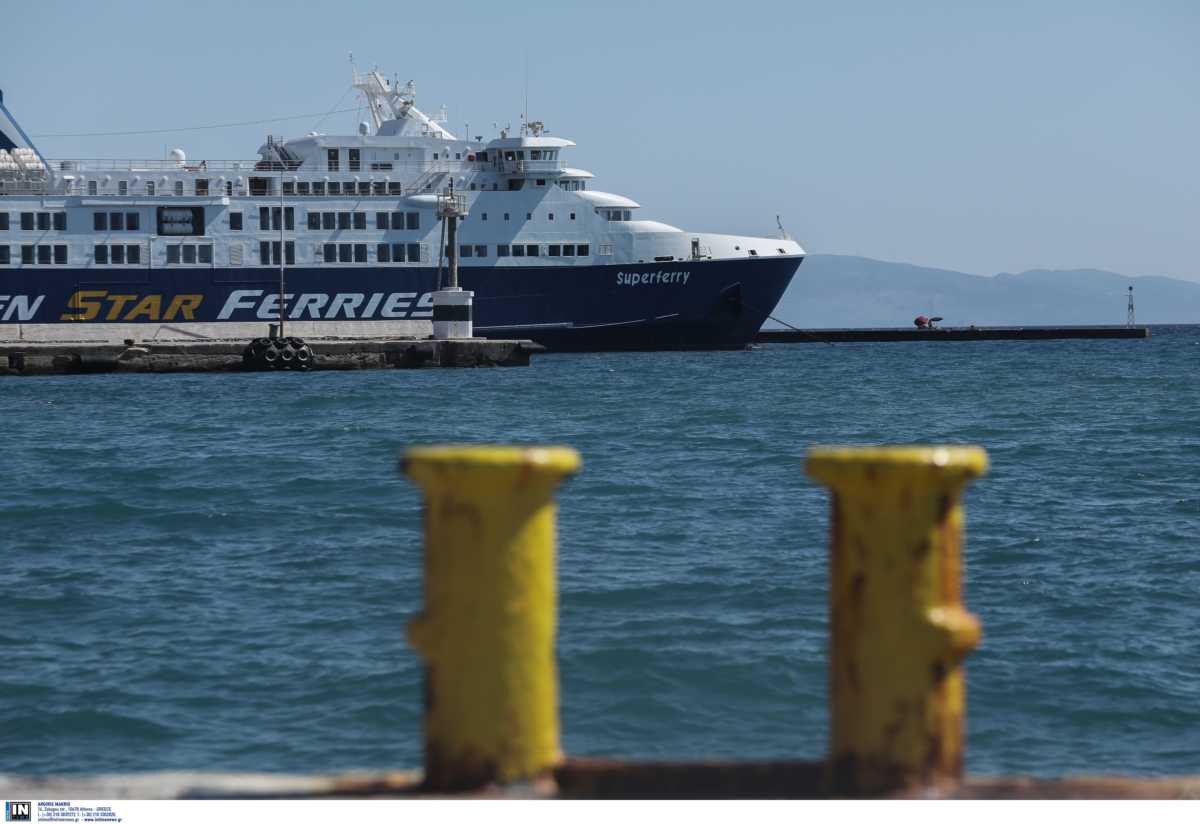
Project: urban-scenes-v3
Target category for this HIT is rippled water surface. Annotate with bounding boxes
[2,327,1198,777]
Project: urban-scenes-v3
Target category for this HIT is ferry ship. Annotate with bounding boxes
[0,70,804,351]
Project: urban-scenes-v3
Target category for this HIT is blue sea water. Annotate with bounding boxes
[1,327,1198,779]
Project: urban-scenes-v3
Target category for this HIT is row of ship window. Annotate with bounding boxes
[95,212,142,231]
[87,180,172,196]
[94,244,143,265]
[285,181,403,196]
[84,179,430,197]
[497,243,589,257]
[0,244,145,265]
[246,209,580,231]
[317,242,592,263]
[168,244,214,265]
[315,146,532,169]
[75,175,589,198]
[85,179,234,197]
[0,210,144,233]
[169,242,591,265]
[0,245,69,265]
[304,211,422,232]
[480,211,577,222]
[0,212,67,231]
[0,208,419,233]
[82,178,399,197]
[3,207,588,236]
[247,208,424,232]
[0,242,595,266]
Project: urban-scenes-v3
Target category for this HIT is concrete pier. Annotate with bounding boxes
[757,325,1150,343]
[0,337,542,376]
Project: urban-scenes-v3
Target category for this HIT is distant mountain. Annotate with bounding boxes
[768,255,1200,328]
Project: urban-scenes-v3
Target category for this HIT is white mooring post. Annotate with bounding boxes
[433,184,474,339]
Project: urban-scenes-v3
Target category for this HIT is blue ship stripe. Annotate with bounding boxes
[0,257,801,351]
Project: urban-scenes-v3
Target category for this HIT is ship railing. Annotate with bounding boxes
[314,159,487,176]
[0,178,56,196]
[49,158,490,178]
[54,178,470,199]
[56,179,447,198]
[52,158,263,174]
[39,157,505,198]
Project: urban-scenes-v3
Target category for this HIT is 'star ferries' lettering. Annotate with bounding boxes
[0,291,439,323]
[616,271,690,286]
[218,290,434,320]
[46,290,436,321]
[0,294,45,321]
[61,291,202,321]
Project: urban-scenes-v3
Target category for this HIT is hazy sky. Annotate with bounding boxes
[3,0,1196,280]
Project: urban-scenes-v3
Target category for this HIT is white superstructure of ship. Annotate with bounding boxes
[0,68,804,350]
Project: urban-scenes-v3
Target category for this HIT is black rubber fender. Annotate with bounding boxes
[242,336,313,371]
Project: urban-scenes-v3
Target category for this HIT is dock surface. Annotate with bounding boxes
[0,337,541,375]
[3,763,1197,800]
[757,325,1150,343]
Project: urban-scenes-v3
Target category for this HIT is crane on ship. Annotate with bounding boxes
[351,63,455,139]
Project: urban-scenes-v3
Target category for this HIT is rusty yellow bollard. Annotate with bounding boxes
[806,446,987,795]
[403,445,581,791]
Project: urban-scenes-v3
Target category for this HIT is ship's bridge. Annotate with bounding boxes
[486,135,575,178]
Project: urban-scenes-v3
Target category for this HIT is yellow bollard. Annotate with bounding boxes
[806,445,987,795]
[403,445,581,791]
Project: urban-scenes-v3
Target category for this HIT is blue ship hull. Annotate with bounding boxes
[0,256,801,351]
